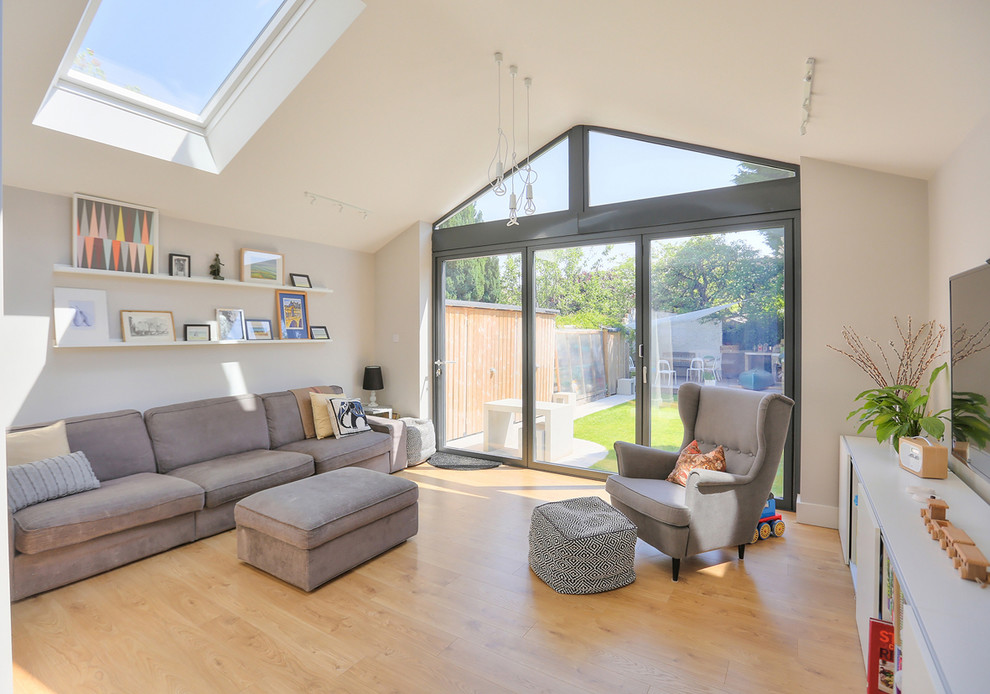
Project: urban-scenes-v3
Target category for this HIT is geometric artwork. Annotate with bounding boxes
[72,194,159,274]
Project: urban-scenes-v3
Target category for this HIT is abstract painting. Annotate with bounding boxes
[72,194,159,274]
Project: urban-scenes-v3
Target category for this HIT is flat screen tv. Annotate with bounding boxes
[950,260,990,481]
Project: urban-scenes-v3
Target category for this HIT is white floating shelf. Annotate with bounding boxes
[53,338,333,349]
[53,264,333,294]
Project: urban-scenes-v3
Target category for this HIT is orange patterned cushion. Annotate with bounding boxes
[667,444,726,486]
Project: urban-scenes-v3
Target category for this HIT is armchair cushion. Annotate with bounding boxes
[667,445,726,486]
[604,476,690,527]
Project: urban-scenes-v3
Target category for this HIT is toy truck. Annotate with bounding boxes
[752,493,785,542]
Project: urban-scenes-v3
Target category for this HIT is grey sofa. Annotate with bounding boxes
[7,386,411,601]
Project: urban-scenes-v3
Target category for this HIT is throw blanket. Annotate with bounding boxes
[290,385,342,439]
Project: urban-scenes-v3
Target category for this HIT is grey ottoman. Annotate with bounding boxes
[401,417,436,466]
[529,496,637,594]
[235,467,418,591]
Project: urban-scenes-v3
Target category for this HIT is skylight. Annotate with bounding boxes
[70,0,287,117]
[35,0,366,173]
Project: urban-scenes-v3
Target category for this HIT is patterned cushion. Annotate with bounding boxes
[328,397,371,438]
[666,444,726,486]
[8,451,101,512]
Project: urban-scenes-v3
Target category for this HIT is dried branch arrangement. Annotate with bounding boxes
[827,316,946,393]
[952,321,990,365]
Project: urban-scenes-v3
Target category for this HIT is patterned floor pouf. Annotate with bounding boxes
[400,417,436,466]
[529,496,637,594]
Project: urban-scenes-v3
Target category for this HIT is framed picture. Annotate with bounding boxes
[289,273,312,288]
[241,249,284,284]
[216,308,246,341]
[73,194,159,274]
[53,287,110,346]
[169,253,191,277]
[275,289,309,339]
[310,325,330,340]
[246,319,274,340]
[184,324,211,342]
[120,310,175,342]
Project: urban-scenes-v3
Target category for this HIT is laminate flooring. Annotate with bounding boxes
[12,466,864,693]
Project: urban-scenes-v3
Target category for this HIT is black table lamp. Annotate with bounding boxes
[363,366,384,408]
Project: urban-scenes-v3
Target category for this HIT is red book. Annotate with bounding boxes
[868,618,896,694]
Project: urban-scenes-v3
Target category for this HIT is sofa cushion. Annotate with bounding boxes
[13,472,204,555]
[261,391,306,449]
[604,475,691,527]
[277,430,390,472]
[165,449,314,509]
[6,420,70,466]
[145,395,271,473]
[7,451,101,512]
[8,410,157,481]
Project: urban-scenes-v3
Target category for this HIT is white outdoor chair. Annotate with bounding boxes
[686,358,704,383]
[657,359,676,388]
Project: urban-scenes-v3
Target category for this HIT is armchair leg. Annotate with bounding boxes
[671,558,680,582]
[738,544,745,560]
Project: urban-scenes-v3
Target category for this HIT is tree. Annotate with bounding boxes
[535,246,634,330]
[732,163,792,186]
[437,201,483,229]
[445,255,502,303]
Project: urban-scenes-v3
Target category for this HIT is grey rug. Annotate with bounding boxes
[428,452,500,470]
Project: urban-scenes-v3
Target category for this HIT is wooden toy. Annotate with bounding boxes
[953,544,989,582]
[940,525,975,557]
[921,497,949,522]
[928,519,950,541]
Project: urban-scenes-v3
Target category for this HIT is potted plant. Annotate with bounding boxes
[829,317,949,453]
[952,390,990,452]
[847,363,949,452]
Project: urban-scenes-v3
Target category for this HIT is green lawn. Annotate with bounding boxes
[573,399,784,498]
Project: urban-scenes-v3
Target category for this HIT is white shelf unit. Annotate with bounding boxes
[53,339,332,349]
[52,264,334,348]
[840,436,990,694]
[53,264,334,293]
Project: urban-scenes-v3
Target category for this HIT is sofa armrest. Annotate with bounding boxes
[368,416,407,472]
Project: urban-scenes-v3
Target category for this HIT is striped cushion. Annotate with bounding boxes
[7,451,101,512]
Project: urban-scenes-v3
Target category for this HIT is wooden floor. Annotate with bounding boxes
[12,466,865,693]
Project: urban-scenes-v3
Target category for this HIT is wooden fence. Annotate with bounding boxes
[444,301,630,438]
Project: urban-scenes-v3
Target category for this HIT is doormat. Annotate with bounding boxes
[428,452,500,470]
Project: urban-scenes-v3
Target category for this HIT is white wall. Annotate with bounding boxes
[798,158,929,527]
[2,186,376,425]
[373,221,432,418]
[929,110,990,501]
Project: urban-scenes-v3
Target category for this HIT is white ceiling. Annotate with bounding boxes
[4,0,990,253]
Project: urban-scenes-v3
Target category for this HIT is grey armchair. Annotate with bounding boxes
[605,383,794,581]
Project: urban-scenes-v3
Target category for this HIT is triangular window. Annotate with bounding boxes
[437,137,570,229]
[588,131,795,207]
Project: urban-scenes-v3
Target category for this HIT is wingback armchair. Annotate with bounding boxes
[605,383,794,581]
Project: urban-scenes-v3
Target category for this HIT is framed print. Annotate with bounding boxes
[169,253,191,277]
[120,310,175,342]
[275,290,309,339]
[184,324,211,342]
[310,326,330,340]
[53,288,110,346]
[73,194,159,274]
[289,273,312,288]
[246,319,274,340]
[241,249,284,284]
[216,308,246,341]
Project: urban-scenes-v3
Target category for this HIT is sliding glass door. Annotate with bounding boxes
[533,242,637,473]
[647,226,788,495]
[436,252,523,459]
